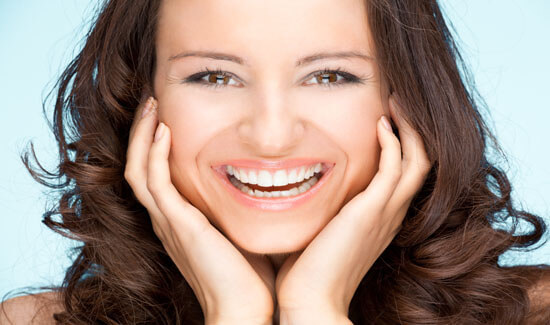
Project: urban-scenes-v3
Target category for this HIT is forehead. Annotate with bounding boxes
[156,0,373,64]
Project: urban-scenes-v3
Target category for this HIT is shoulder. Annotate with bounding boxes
[0,291,63,325]
[526,267,550,303]
[524,267,550,323]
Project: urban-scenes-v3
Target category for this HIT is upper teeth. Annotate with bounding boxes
[226,163,322,187]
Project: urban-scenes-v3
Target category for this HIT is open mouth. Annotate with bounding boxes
[212,161,334,210]
[213,161,333,200]
[227,167,325,198]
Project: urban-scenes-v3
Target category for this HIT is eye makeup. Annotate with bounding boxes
[181,66,369,89]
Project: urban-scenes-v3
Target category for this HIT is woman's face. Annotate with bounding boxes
[154,0,389,255]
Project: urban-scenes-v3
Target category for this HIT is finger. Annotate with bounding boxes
[388,96,431,179]
[126,97,157,174]
[129,97,155,140]
[363,116,403,202]
[147,123,210,237]
[340,115,402,217]
[123,97,167,234]
[387,96,432,203]
[125,98,158,190]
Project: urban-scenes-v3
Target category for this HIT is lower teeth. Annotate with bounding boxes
[229,175,319,198]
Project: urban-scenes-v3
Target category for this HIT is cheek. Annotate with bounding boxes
[159,90,237,161]
[304,89,383,200]
[158,91,236,204]
[298,85,383,134]
[161,95,209,167]
[343,127,380,202]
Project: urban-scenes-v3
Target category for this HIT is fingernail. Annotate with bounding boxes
[154,122,165,142]
[381,115,392,131]
[141,97,154,118]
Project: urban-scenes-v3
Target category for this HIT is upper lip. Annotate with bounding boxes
[212,158,333,171]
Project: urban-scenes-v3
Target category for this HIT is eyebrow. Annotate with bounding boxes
[168,50,373,67]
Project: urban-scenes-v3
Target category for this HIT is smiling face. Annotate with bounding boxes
[153,0,389,255]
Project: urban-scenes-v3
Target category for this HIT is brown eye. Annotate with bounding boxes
[303,68,362,88]
[184,69,241,88]
[315,72,338,84]
[207,74,232,85]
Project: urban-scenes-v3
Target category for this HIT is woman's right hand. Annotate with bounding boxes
[124,97,275,325]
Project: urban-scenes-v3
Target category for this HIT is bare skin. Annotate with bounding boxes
[154,0,389,258]
[120,94,431,323]
[3,0,549,324]
[1,94,432,324]
[4,99,550,323]
[3,275,550,324]
[0,292,62,325]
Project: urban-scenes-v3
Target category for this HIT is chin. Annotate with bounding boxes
[225,223,318,255]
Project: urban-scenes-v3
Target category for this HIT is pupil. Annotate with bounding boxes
[318,73,336,83]
[208,74,226,84]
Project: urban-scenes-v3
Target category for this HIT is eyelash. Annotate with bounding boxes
[183,67,366,89]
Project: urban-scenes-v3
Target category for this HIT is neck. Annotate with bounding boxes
[267,252,292,272]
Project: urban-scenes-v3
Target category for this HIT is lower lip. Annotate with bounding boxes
[212,164,334,211]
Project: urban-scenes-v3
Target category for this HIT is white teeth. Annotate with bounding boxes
[248,170,258,185]
[297,166,306,182]
[228,163,323,187]
[230,176,240,187]
[298,182,311,193]
[287,168,298,184]
[314,162,321,173]
[257,170,273,187]
[280,190,292,197]
[233,169,241,181]
[305,167,313,179]
[229,174,320,198]
[272,170,288,186]
[308,176,318,186]
[239,168,249,183]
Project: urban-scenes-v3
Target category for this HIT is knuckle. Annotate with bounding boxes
[146,179,166,203]
[155,199,170,218]
[392,164,403,178]
[383,166,402,184]
[416,157,433,174]
[124,168,135,185]
[146,177,158,194]
[393,169,403,184]
[151,221,164,239]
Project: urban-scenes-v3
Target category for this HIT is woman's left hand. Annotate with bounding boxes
[275,95,432,323]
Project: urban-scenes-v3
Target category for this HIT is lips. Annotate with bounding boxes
[211,159,335,211]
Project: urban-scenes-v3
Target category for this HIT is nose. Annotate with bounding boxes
[238,87,305,157]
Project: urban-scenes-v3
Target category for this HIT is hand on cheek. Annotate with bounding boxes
[274,95,432,323]
[125,97,276,324]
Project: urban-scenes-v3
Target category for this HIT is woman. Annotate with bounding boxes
[2,0,549,324]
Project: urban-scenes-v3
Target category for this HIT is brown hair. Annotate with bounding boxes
[19,0,549,323]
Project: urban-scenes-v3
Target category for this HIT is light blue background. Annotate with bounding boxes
[1,1,549,300]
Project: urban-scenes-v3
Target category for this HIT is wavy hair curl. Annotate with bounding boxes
[21,0,549,323]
